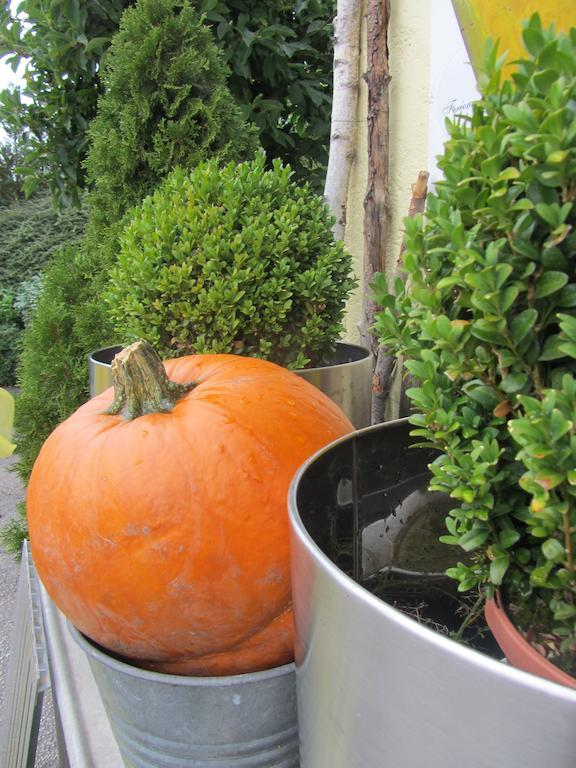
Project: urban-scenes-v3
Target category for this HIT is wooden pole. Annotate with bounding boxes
[359,0,391,358]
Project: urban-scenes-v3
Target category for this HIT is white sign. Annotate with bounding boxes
[428,0,479,183]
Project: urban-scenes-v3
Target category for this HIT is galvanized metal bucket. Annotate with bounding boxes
[70,625,299,768]
[88,342,373,428]
[288,420,576,768]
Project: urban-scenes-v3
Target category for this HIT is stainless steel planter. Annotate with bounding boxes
[70,625,299,768]
[288,420,576,768]
[88,345,122,400]
[88,342,373,428]
[294,343,372,429]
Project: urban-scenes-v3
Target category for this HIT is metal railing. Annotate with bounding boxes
[1,541,50,768]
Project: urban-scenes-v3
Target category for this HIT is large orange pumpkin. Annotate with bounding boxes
[27,341,354,675]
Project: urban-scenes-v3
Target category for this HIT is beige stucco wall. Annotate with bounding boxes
[343,0,431,343]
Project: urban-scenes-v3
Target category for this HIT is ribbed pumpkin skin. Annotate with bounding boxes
[27,354,354,675]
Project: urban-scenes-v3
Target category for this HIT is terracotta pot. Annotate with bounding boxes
[485,591,576,690]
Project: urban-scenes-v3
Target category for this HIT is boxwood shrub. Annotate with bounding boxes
[106,155,356,369]
[375,16,576,672]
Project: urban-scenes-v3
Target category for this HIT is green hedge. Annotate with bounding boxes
[0,194,87,291]
[0,195,87,385]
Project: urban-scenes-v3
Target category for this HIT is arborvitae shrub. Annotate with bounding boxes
[106,155,356,369]
[13,0,258,485]
[14,246,103,479]
[85,0,258,227]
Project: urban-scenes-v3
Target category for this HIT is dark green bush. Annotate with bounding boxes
[375,16,576,672]
[0,135,34,207]
[13,0,258,485]
[200,0,335,189]
[106,155,356,369]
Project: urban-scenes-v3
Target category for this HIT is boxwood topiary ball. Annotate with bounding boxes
[106,154,357,369]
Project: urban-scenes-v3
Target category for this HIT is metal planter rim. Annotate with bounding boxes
[88,342,371,370]
[69,622,295,688]
[296,342,371,372]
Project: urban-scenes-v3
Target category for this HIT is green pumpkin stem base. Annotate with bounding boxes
[106,340,196,420]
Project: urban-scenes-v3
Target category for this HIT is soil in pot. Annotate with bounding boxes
[367,571,499,656]
[331,476,502,658]
[298,423,503,660]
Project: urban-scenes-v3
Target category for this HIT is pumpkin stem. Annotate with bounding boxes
[106,340,196,420]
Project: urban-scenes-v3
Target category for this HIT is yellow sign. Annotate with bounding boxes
[0,388,16,458]
[451,1,576,73]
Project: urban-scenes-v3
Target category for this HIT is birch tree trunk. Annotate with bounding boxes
[359,0,391,357]
[323,0,363,241]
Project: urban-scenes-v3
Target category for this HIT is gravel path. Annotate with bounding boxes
[0,453,60,767]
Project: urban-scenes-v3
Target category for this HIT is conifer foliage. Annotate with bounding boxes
[85,0,258,226]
